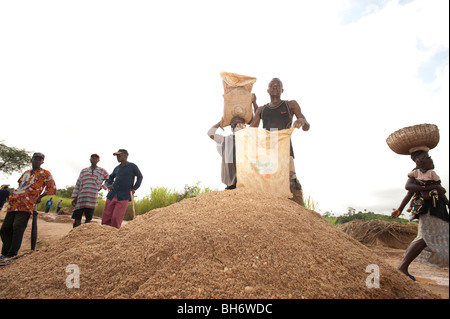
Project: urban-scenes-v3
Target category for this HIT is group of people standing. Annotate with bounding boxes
[43,197,63,214]
[208,77,310,206]
[0,149,142,262]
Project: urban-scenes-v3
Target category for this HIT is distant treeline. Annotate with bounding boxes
[324,211,411,225]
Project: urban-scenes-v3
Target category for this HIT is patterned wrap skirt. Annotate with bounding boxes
[411,211,449,268]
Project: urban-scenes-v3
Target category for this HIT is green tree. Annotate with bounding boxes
[56,185,75,198]
[0,141,32,175]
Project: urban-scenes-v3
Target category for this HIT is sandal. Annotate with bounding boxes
[407,273,416,281]
[0,258,14,266]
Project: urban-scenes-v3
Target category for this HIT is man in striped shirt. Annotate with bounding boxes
[71,154,109,228]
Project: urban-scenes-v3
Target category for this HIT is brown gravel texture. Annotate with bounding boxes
[0,188,438,299]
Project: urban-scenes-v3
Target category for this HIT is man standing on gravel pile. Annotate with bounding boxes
[208,94,258,190]
[0,153,56,262]
[250,78,310,206]
[208,116,248,190]
[71,154,109,228]
[102,149,142,229]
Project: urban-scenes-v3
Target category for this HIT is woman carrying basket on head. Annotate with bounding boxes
[388,124,449,281]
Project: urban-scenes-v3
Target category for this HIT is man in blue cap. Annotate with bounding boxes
[102,149,142,229]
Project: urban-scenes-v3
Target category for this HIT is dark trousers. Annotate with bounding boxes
[0,211,30,257]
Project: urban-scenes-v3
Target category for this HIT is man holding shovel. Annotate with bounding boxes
[102,149,142,229]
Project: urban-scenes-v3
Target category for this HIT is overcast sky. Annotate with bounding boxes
[1,0,448,216]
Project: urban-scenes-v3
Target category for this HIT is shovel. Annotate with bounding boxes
[31,211,38,250]
[130,191,136,220]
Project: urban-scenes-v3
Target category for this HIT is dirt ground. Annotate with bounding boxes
[0,206,448,299]
[370,246,448,299]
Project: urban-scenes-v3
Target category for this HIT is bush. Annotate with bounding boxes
[334,211,410,225]
[36,196,72,213]
[90,183,215,220]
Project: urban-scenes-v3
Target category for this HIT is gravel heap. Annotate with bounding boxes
[0,188,436,299]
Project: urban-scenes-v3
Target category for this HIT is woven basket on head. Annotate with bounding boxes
[386,124,440,155]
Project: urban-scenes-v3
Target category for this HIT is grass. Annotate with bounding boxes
[35,196,72,213]
[39,182,215,221]
[323,211,411,225]
[303,193,318,211]
[334,211,411,224]
[322,216,338,224]
[126,186,179,218]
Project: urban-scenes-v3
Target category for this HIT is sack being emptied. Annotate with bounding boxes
[220,72,256,128]
[235,127,295,198]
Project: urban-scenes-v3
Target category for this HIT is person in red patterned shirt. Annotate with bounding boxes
[0,152,56,260]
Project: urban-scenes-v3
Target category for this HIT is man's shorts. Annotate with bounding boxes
[71,207,95,221]
[289,156,302,191]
